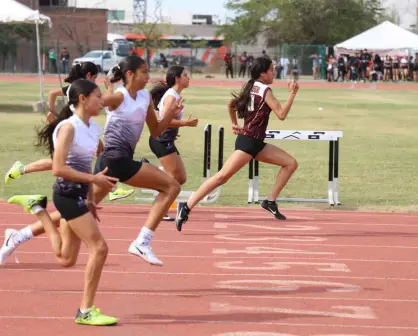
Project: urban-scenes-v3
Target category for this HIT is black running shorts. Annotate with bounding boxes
[53,192,89,221]
[235,134,266,158]
[149,136,180,159]
[98,154,143,183]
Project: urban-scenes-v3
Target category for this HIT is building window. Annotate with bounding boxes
[108,10,125,21]
[39,0,67,5]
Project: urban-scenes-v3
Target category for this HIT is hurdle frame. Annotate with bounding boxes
[248,130,343,206]
[136,124,224,204]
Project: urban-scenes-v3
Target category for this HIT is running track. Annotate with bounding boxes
[1,202,418,335]
[1,74,418,90]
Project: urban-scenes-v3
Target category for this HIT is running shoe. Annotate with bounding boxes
[261,200,286,220]
[8,195,47,214]
[75,306,118,326]
[4,161,25,184]
[175,202,190,232]
[128,241,163,266]
[108,188,135,201]
[0,229,18,265]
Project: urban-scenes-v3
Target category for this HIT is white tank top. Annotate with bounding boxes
[103,86,150,159]
[153,88,184,142]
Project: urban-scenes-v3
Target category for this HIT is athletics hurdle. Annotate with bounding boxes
[136,124,224,204]
[248,130,343,206]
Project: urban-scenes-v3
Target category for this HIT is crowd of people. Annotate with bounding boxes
[326,50,418,83]
[1,55,299,326]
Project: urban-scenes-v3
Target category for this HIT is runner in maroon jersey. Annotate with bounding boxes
[175,57,299,231]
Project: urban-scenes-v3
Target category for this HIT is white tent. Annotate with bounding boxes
[0,0,52,102]
[335,21,418,54]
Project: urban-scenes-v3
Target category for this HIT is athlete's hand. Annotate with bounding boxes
[87,200,102,222]
[168,97,184,117]
[93,167,119,191]
[288,80,299,95]
[104,77,112,90]
[46,111,56,123]
[232,124,242,135]
[186,113,198,127]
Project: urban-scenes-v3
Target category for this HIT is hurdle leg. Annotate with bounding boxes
[328,141,335,206]
[254,160,259,204]
[248,159,254,204]
[333,139,341,205]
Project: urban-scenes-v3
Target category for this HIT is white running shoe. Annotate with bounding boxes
[0,229,18,265]
[128,241,163,266]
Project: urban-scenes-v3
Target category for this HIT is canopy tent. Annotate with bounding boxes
[335,21,418,56]
[0,0,52,102]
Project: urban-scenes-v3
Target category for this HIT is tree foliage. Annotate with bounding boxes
[218,0,387,45]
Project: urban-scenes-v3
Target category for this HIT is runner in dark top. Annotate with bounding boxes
[175,57,299,231]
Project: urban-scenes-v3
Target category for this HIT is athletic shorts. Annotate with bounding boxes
[53,192,89,221]
[98,154,142,182]
[149,136,180,159]
[235,134,266,158]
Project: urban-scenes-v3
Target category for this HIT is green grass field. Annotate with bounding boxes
[0,81,417,212]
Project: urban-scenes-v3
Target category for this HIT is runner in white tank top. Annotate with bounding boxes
[98,56,183,266]
[149,66,198,220]
[6,79,119,325]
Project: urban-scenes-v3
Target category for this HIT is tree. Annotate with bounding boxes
[132,0,174,66]
[218,0,387,46]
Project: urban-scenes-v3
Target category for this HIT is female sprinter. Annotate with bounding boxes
[149,66,198,220]
[0,57,182,267]
[4,61,134,201]
[7,79,119,325]
[175,57,299,232]
[95,55,182,266]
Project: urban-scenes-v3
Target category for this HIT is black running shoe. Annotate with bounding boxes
[261,200,286,220]
[175,202,190,232]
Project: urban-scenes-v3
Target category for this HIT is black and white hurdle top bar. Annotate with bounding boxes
[248,130,343,206]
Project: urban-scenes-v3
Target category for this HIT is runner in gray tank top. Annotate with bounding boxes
[96,55,183,266]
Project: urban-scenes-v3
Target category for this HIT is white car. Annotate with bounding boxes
[72,50,120,73]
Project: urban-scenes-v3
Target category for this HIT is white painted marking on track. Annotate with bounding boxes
[212,246,334,255]
[215,214,314,220]
[215,261,350,272]
[215,279,361,293]
[211,302,376,319]
[214,234,327,242]
[214,222,320,231]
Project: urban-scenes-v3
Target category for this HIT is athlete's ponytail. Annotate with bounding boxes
[150,65,184,110]
[64,61,98,83]
[36,79,98,157]
[232,57,272,119]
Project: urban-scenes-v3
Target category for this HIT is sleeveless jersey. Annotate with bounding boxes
[153,88,184,142]
[240,81,272,141]
[52,114,102,198]
[103,86,150,160]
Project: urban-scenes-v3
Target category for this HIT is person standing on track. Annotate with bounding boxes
[175,56,299,232]
[149,65,198,192]
[94,55,182,266]
[4,61,134,202]
[7,79,119,325]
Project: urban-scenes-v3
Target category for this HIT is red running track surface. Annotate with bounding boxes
[1,203,418,335]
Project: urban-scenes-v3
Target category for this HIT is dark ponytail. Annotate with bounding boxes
[36,79,98,157]
[232,57,272,119]
[64,61,98,83]
[150,65,184,110]
[109,55,146,84]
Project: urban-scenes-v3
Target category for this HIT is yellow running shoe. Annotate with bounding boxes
[75,306,118,326]
[4,161,25,184]
[109,187,135,201]
[7,195,47,214]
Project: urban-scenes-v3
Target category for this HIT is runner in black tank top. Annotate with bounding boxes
[175,57,300,232]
